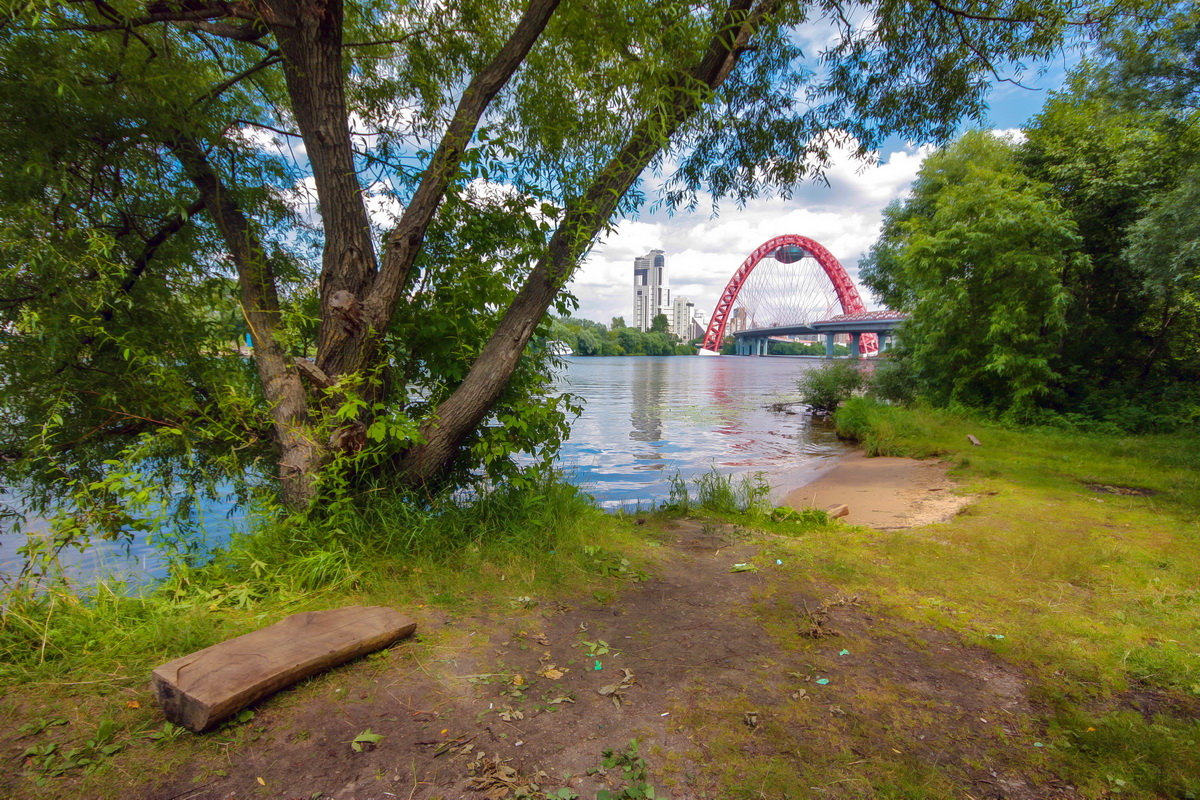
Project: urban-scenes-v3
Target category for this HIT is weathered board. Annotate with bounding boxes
[826,503,850,519]
[152,606,416,732]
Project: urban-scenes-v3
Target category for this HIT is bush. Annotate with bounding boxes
[798,360,865,414]
[866,355,918,405]
[833,397,942,457]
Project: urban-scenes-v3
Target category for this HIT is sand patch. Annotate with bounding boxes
[783,451,972,529]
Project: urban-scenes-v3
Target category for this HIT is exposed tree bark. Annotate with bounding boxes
[398,0,775,485]
[168,134,318,509]
[260,0,380,380]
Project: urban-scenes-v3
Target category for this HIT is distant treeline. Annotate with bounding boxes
[547,316,853,357]
[548,316,696,356]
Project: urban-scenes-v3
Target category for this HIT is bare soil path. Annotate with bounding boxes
[134,513,1075,800]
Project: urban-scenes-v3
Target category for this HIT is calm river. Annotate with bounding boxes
[556,356,847,507]
[0,356,847,584]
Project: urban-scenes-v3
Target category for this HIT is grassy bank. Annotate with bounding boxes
[643,401,1200,799]
[809,399,1200,794]
[0,477,663,794]
[1,404,1198,798]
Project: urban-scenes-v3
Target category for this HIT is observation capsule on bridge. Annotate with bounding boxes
[773,244,807,263]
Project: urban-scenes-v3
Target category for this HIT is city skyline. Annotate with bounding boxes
[565,54,1073,328]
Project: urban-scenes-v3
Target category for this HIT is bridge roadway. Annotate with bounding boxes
[729,311,907,357]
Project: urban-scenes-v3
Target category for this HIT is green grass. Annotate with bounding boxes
[0,474,659,796]
[644,403,1200,799]
[4,408,1199,799]
[775,399,1200,797]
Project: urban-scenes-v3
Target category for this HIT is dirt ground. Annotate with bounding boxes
[116,460,1088,800]
[782,453,973,529]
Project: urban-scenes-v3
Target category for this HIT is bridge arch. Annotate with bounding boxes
[699,235,868,354]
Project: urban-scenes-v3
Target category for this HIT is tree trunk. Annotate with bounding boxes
[169,135,321,509]
[262,0,380,382]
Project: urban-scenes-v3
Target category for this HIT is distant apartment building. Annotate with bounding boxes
[670,296,708,341]
[728,306,750,334]
[688,307,708,340]
[632,249,670,331]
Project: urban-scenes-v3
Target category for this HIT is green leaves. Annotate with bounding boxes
[869,131,1075,417]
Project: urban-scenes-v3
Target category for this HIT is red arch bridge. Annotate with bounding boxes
[698,234,907,357]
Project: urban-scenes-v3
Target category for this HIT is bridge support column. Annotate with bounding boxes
[758,337,767,356]
[877,333,890,352]
[850,332,861,358]
[824,333,834,358]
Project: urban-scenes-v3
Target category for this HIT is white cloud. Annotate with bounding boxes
[566,138,933,325]
[990,127,1028,145]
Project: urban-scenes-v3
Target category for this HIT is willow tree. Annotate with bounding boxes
[0,0,1138,519]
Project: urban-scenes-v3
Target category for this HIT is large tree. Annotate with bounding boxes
[862,131,1080,415]
[0,0,1136,520]
[862,6,1200,422]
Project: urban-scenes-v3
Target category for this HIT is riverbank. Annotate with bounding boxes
[2,406,1199,799]
[782,449,973,528]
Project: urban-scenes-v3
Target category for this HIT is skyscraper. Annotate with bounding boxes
[633,249,670,331]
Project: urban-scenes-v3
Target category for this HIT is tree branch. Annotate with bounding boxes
[180,19,268,41]
[363,0,563,332]
[397,0,774,484]
[194,51,281,106]
[167,132,318,507]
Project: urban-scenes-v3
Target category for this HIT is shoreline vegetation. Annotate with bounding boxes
[2,402,1197,798]
[546,316,854,358]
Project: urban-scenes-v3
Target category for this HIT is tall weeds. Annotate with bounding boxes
[0,472,613,682]
[663,469,771,516]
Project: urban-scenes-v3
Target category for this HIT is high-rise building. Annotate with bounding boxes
[671,296,695,341]
[689,306,708,341]
[633,249,670,331]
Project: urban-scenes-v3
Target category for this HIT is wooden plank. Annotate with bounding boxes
[967,434,982,447]
[152,606,416,732]
[826,503,850,519]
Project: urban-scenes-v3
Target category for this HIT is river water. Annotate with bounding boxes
[556,356,847,507]
[0,355,847,585]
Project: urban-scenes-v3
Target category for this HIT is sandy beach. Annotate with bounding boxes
[783,451,972,529]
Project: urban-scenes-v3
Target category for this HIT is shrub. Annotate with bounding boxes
[866,355,918,405]
[798,360,865,414]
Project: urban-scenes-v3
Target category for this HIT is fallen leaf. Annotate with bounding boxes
[597,668,636,706]
[536,664,566,680]
[350,729,384,752]
[256,777,266,786]
[125,700,140,709]
[730,562,758,573]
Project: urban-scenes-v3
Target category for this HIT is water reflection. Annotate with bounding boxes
[1,356,850,583]
[628,358,666,466]
[556,356,849,508]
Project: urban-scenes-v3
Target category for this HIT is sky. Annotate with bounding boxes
[565,56,1077,326]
